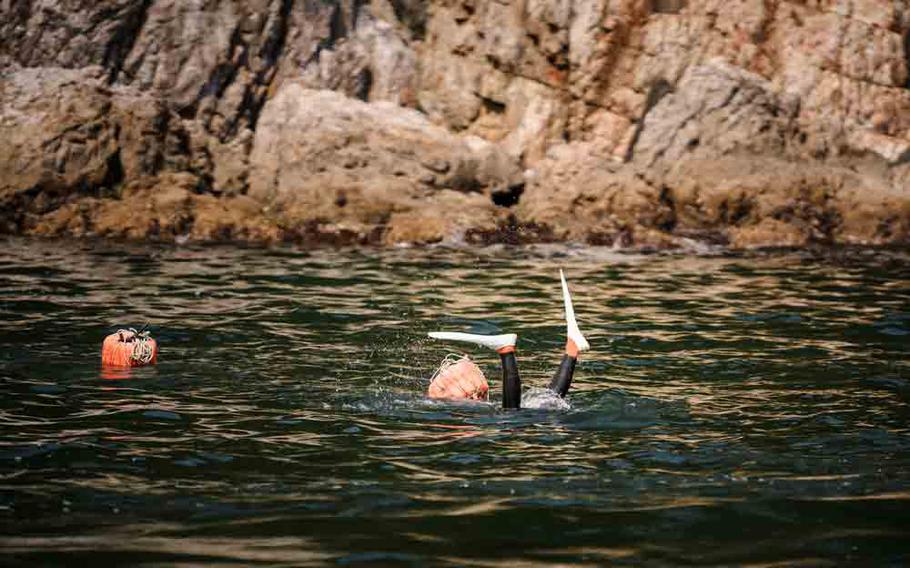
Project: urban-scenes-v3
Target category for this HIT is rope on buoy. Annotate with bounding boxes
[123,328,156,365]
[102,326,158,367]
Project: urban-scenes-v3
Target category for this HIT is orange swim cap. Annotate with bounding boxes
[428,356,489,401]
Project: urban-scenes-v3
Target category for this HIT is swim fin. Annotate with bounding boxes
[427,332,517,353]
[560,269,590,353]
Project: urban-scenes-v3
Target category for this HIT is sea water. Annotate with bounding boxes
[0,239,907,564]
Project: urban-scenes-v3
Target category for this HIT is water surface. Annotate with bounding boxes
[1,238,908,565]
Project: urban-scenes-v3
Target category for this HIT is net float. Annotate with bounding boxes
[101,327,158,367]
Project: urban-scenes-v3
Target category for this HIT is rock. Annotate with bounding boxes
[248,84,520,242]
[631,61,800,168]
[848,129,910,164]
[0,67,118,210]
[0,1,149,74]
[663,157,910,247]
[0,66,201,232]
[729,218,810,249]
[517,142,677,246]
[578,109,636,162]
[774,11,906,88]
[299,11,418,105]
[773,4,910,141]
[33,173,199,239]
[1,0,909,248]
[111,87,196,180]
[383,191,505,245]
[835,178,910,245]
[521,147,910,248]
[118,0,292,139]
[31,172,280,241]
[416,0,572,161]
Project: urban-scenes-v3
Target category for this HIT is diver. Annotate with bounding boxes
[426,270,590,409]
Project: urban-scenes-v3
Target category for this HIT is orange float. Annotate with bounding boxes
[101,328,158,367]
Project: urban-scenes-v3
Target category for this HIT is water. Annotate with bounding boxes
[0,238,908,565]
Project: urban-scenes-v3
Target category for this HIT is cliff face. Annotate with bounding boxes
[1,0,908,247]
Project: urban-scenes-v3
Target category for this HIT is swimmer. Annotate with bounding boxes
[427,269,590,409]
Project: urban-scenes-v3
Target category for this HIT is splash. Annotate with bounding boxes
[519,387,571,410]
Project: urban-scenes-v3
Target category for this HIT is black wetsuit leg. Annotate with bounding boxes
[548,354,577,397]
[499,351,522,409]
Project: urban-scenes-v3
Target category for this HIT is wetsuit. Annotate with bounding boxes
[497,349,577,409]
[498,349,522,409]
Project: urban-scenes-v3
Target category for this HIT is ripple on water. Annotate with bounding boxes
[0,239,908,565]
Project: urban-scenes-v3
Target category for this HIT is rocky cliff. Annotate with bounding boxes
[1,0,908,248]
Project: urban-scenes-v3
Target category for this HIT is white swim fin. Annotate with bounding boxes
[427,331,517,352]
[560,269,590,353]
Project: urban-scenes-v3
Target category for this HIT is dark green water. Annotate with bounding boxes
[1,238,908,565]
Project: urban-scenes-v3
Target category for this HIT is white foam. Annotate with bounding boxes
[520,388,570,410]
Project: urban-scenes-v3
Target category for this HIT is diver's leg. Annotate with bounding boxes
[549,270,589,397]
[548,342,578,397]
[497,346,522,410]
[427,332,522,409]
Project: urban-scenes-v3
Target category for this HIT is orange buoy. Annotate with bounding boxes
[101,328,158,367]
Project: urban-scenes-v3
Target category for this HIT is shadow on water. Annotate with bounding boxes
[0,238,908,565]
